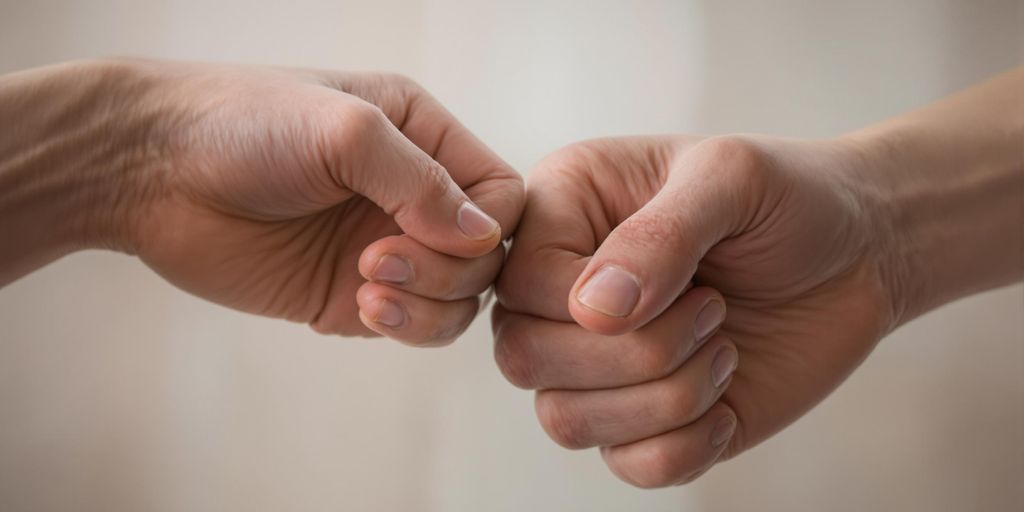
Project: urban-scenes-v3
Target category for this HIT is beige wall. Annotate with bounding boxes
[0,1,1021,510]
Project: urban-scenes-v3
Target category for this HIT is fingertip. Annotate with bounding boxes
[356,281,479,347]
[709,410,738,450]
[358,243,413,285]
[356,283,408,332]
[457,200,502,242]
[423,199,501,258]
[357,240,385,281]
[567,263,723,337]
[568,264,645,335]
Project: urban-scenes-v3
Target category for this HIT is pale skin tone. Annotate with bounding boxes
[494,66,1024,487]
[1,59,1021,489]
[0,58,525,345]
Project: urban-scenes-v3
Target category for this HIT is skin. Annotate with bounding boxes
[0,58,524,345]
[1,58,1021,490]
[494,67,1024,487]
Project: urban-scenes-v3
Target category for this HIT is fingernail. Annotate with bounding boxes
[694,300,725,343]
[711,346,738,388]
[371,299,405,328]
[576,266,642,318]
[372,254,412,284]
[710,415,736,448]
[457,202,500,240]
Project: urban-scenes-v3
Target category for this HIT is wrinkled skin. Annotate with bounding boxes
[494,135,895,487]
[113,60,524,344]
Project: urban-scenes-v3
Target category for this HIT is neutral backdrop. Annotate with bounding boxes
[1,1,1022,511]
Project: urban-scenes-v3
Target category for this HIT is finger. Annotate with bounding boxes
[492,287,725,390]
[495,152,602,321]
[569,138,758,335]
[326,74,525,242]
[394,82,525,240]
[533,334,738,450]
[496,137,697,322]
[356,282,480,347]
[323,97,503,258]
[358,235,505,301]
[600,403,738,488]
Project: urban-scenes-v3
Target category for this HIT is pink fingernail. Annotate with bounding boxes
[371,299,405,328]
[694,300,725,343]
[576,266,642,318]
[457,202,499,240]
[711,346,738,388]
[372,254,412,284]
[710,415,736,448]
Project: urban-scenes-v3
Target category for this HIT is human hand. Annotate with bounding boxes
[493,135,894,486]
[0,59,523,345]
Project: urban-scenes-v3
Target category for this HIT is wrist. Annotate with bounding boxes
[834,129,918,331]
[0,59,164,284]
[841,119,1024,329]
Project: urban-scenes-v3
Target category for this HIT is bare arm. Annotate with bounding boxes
[850,66,1024,325]
[0,58,524,344]
[494,66,1024,488]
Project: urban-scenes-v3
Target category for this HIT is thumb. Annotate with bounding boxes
[568,140,749,335]
[332,102,502,258]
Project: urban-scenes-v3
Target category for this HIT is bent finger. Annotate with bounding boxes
[534,334,738,450]
[359,235,505,301]
[356,282,480,347]
[600,402,738,488]
[492,287,725,390]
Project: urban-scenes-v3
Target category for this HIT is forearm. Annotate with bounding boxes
[0,60,153,287]
[848,66,1024,327]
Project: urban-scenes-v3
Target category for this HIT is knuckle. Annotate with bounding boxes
[493,324,537,389]
[693,136,767,182]
[553,139,603,161]
[377,72,427,108]
[542,140,608,177]
[618,443,681,489]
[536,393,591,450]
[345,100,388,132]
[663,383,699,422]
[326,100,387,155]
[378,71,420,90]
[630,339,681,382]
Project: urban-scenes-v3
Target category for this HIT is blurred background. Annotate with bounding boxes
[1,0,1022,510]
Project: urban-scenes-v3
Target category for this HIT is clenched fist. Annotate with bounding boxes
[494,61,1023,487]
[494,135,894,487]
[0,58,524,345]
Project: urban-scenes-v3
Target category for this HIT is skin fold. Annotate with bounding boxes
[0,58,1020,489]
[0,58,525,346]
[494,67,1023,487]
